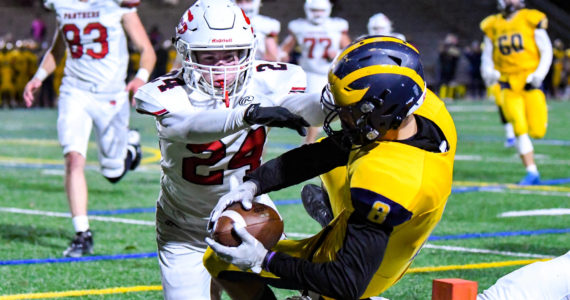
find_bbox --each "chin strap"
[224,90,230,108]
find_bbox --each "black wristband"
[262,251,276,272]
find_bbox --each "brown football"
[212,202,283,249]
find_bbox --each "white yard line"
[499,208,570,217]
[424,244,554,259]
[0,207,155,226]
[489,189,570,197]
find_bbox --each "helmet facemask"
[322,85,423,148]
[176,37,255,105]
[174,0,257,107]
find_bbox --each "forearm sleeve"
[266,214,391,299]
[480,37,495,78]
[244,136,348,194]
[157,106,249,144]
[533,29,553,81]
[279,93,327,127]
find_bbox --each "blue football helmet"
[322,36,426,146]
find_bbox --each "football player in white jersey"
[234,0,282,61]
[134,1,325,299]
[280,0,351,144]
[22,0,156,258]
[478,250,570,300]
[367,12,406,41]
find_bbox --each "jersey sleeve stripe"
[152,109,168,116]
[289,87,306,93]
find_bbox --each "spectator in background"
[367,12,406,41]
[464,40,485,99]
[23,0,156,257]
[234,0,282,62]
[150,39,171,80]
[438,33,461,101]
[550,39,565,98]
[30,13,47,44]
[280,0,351,144]
[148,25,163,48]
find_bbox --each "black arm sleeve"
[266,213,392,300]
[244,136,349,194]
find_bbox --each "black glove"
[244,103,309,136]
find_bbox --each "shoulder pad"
[134,71,185,116]
[251,62,307,101]
[114,0,140,8]
[330,17,349,31]
[480,14,497,34]
[287,18,306,33]
[522,9,547,29]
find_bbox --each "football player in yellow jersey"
[204,36,457,300]
[480,0,552,185]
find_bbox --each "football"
[212,202,283,249]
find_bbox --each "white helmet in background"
[234,0,261,17]
[304,0,332,25]
[367,13,393,36]
[174,0,256,105]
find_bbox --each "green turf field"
[0,99,569,300]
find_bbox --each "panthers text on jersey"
[135,61,312,250]
[44,0,137,93]
[480,8,547,75]
[250,14,280,60]
[288,17,349,75]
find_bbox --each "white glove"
[525,72,543,89]
[482,69,501,87]
[207,177,257,233]
[205,223,268,273]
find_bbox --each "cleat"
[504,137,515,148]
[63,230,93,258]
[518,172,540,185]
[301,184,333,228]
[127,129,142,171]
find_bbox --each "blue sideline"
[1,228,568,266]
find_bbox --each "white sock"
[72,215,89,233]
[526,164,538,174]
[516,134,534,155]
[504,123,515,139]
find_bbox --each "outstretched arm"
[123,11,156,102]
[24,27,66,107]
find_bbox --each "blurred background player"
[550,39,565,99]
[280,0,351,144]
[480,0,552,185]
[22,0,156,257]
[234,0,282,62]
[134,0,325,298]
[205,36,456,300]
[437,33,461,101]
[0,41,16,108]
[367,12,406,41]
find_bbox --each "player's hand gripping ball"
[212,202,283,249]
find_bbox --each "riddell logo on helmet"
[212,38,232,43]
